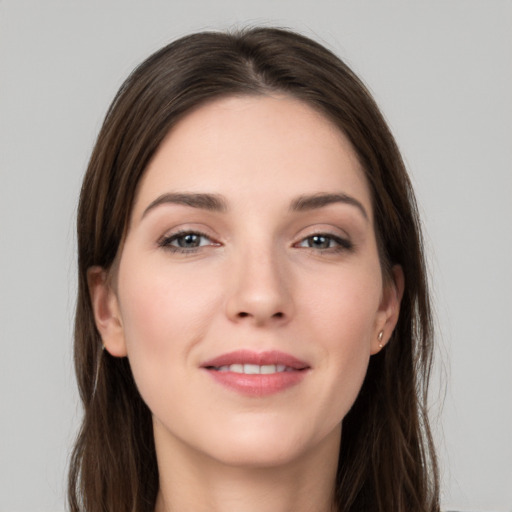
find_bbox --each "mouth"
[201,350,310,397]
[209,363,299,374]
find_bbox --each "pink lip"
[201,350,309,369]
[201,350,310,397]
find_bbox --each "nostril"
[236,311,284,319]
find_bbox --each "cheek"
[121,257,211,327]
[304,262,382,344]
[116,258,223,376]
[301,265,381,418]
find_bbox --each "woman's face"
[91,95,402,469]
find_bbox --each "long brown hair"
[69,27,439,512]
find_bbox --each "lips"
[211,363,294,374]
[201,350,310,397]
[202,349,309,369]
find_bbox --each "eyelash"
[158,230,217,254]
[295,233,353,253]
[158,230,353,255]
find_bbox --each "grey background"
[1,1,511,511]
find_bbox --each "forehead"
[132,95,372,218]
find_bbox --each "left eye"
[159,231,215,251]
[297,234,351,250]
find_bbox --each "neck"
[153,422,340,512]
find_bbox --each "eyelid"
[293,227,354,253]
[156,224,353,255]
[157,228,221,253]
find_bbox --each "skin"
[89,95,403,512]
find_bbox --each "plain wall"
[1,1,511,510]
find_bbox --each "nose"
[225,245,294,326]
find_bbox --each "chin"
[201,418,339,470]
[210,439,306,469]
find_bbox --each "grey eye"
[159,231,216,252]
[300,235,335,249]
[307,235,332,249]
[174,233,204,248]
[296,233,353,252]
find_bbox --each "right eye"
[158,231,218,253]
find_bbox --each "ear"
[371,265,405,354]
[87,266,127,357]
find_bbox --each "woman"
[69,27,439,512]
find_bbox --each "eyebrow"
[290,193,368,220]
[141,192,228,219]
[141,191,368,220]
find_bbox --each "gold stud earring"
[378,330,384,348]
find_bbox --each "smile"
[201,350,310,396]
[212,364,295,374]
